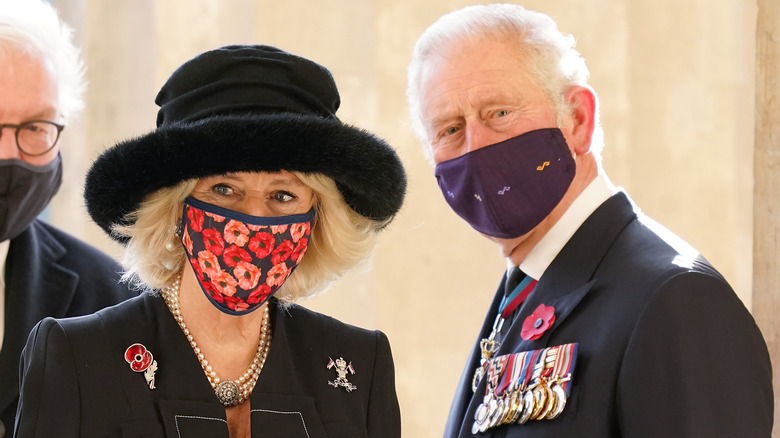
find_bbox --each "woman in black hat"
[15,45,405,438]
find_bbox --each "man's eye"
[495,110,510,117]
[444,126,459,136]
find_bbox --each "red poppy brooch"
[124,343,158,389]
[521,304,556,341]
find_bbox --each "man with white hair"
[0,1,134,435]
[407,4,772,437]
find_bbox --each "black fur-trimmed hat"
[85,45,407,242]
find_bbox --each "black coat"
[0,220,135,437]
[14,291,401,438]
[445,192,773,437]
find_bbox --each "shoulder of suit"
[57,292,155,329]
[28,220,121,267]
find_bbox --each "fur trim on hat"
[85,114,406,241]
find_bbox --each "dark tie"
[504,266,523,297]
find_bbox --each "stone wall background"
[45,1,777,436]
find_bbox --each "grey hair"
[407,3,602,160]
[0,0,86,122]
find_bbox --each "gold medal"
[534,381,555,420]
[501,392,518,424]
[546,382,567,419]
[528,383,547,419]
[507,390,524,423]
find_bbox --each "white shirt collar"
[514,172,617,280]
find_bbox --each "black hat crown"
[155,45,340,126]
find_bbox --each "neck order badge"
[472,276,537,392]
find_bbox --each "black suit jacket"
[14,292,401,438]
[0,220,135,437]
[445,192,773,437]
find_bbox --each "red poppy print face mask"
[180,196,314,315]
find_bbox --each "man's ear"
[563,85,596,155]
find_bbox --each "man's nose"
[464,123,501,154]
[0,126,21,160]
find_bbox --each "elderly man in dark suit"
[0,1,135,436]
[407,4,772,437]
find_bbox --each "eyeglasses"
[0,120,65,157]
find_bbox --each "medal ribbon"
[499,276,538,319]
[541,346,556,379]
[496,352,517,396]
[551,343,577,395]
[522,349,541,390]
[508,351,528,393]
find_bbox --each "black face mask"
[0,153,63,241]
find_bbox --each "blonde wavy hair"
[112,172,382,303]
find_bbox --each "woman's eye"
[212,184,233,196]
[272,191,296,203]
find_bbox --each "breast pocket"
[250,394,327,438]
[168,415,229,437]
[252,409,314,438]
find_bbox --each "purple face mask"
[434,128,575,239]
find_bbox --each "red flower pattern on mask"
[247,284,272,304]
[223,245,251,268]
[182,228,193,254]
[190,257,205,282]
[248,232,275,258]
[224,220,250,246]
[521,304,556,341]
[234,261,261,290]
[204,281,224,303]
[223,295,249,312]
[205,212,225,222]
[266,263,290,287]
[270,224,289,234]
[197,250,221,278]
[187,207,205,233]
[211,271,238,296]
[202,228,224,256]
[271,240,294,265]
[181,198,313,315]
[290,222,310,242]
[291,238,308,263]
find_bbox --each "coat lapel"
[505,192,639,351]
[0,221,78,419]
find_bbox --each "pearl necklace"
[161,276,271,406]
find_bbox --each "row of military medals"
[471,314,578,434]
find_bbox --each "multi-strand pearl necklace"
[161,276,271,406]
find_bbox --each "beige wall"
[46,1,764,436]
[754,0,780,431]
